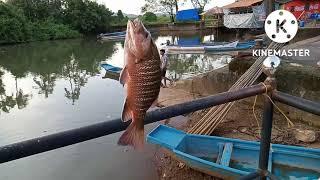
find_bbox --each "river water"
[0,33,236,180]
[0,31,319,180]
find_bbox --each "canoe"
[100,63,122,74]
[102,71,120,81]
[99,35,125,41]
[147,125,320,179]
[166,41,255,53]
[205,41,255,52]
[98,31,126,37]
[97,31,126,41]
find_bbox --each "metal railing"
[240,79,320,180]
[0,78,319,180]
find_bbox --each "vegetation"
[190,0,211,13]
[142,12,157,22]
[142,0,178,22]
[141,0,210,22]
[111,10,130,26]
[0,0,116,44]
[0,0,207,44]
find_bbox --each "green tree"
[117,10,124,20]
[2,0,114,44]
[0,2,31,43]
[63,0,114,33]
[143,12,157,22]
[190,0,211,12]
[7,0,63,22]
[142,0,178,22]
[0,1,80,44]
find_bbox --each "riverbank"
[153,57,320,179]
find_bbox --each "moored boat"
[97,31,126,41]
[100,63,122,74]
[147,125,320,179]
[166,41,256,53]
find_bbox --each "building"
[201,7,224,28]
[222,0,265,28]
[276,0,320,27]
[280,0,320,20]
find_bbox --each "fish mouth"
[128,19,143,32]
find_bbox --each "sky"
[96,0,235,15]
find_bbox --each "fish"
[118,19,161,149]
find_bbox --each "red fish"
[118,19,161,149]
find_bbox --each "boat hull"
[97,31,126,41]
[100,63,122,74]
[147,125,320,179]
[100,35,125,41]
[166,41,255,53]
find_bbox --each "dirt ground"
[153,82,320,180]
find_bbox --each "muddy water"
[0,29,318,180]
[0,30,242,180]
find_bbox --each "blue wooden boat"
[205,40,255,52]
[166,41,255,53]
[100,63,122,74]
[147,125,320,179]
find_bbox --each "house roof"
[202,6,224,15]
[275,0,293,4]
[223,0,263,9]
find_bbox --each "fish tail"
[118,120,144,149]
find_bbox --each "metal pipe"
[265,0,275,16]
[258,93,274,180]
[239,172,262,180]
[0,84,271,164]
[272,91,320,116]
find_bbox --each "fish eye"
[145,33,148,38]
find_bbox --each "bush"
[30,20,81,41]
[63,0,114,34]
[143,12,157,22]
[0,2,31,44]
[0,2,81,44]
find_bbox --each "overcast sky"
[96,0,235,14]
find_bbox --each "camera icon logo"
[265,10,298,43]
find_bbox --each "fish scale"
[133,59,161,110]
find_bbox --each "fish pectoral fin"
[121,99,132,122]
[119,66,129,85]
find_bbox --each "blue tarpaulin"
[310,13,320,20]
[176,9,200,21]
[178,36,201,46]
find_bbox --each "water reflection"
[0,39,116,112]
[0,69,30,114]
[106,35,234,82]
[168,54,232,80]
[33,74,56,98]
[0,31,318,180]
[62,55,89,105]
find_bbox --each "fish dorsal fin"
[122,98,132,122]
[119,66,128,85]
